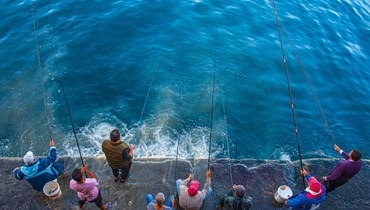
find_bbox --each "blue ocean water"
[0,0,369,161]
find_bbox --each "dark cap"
[235,185,246,197]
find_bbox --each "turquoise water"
[0,0,369,160]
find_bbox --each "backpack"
[233,196,252,210]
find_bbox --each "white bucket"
[43,180,62,200]
[274,185,292,203]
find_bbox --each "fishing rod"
[52,45,85,166]
[272,0,305,188]
[173,129,181,203]
[278,19,336,146]
[31,2,53,143]
[207,29,218,171]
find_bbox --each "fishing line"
[51,42,85,166]
[31,2,53,142]
[173,129,181,200]
[207,30,218,171]
[277,19,336,146]
[222,92,233,184]
[132,64,159,147]
[272,0,305,188]
[174,137,180,180]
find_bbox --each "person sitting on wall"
[285,169,326,210]
[217,184,253,210]
[176,169,212,210]
[146,192,175,210]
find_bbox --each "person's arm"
[334,144,349,159]
[38,140,57,169]
[324,162,344,181]
[201,170,211,196]
[129,144,134,158]
[182,174,192,186]
[13,167,24,180]
[47,139,57,163]
[81,165,96,179]
[164,204,174,210]
[171,196,175,210]
[227,185,236,197]
[341,151,350,160]
[122,144,135,161]
[300,169,311,182]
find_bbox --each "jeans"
[112,162,132,181]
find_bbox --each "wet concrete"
[1,157,369,209]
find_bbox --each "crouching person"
[146,192,175,210]
[217,184,252,210]
[176,169,212,210]
[286,169,326,210]
[13,139,64,191]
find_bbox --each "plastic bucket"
[43,180,62,200]
[274,185,292,203]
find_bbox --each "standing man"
[13,139,64,191]
[322,144,362,193]
[102,129,135,183]
[70,165,108,210]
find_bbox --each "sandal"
[104,201,112,209]
[114,176,119,182]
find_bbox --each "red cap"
[308,177,321,193]
[305,177,323,198]
[187,180,200,196]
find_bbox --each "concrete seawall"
[1,157,369,209]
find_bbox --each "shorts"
[78,190,103,209]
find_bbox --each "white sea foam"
[272,147,294,163]
[280,153,292,162]
[61,112,223,159]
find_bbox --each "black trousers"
[78,190,104,209]
[323,180,347,193]
[112,162,132,181]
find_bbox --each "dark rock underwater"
[1,157,369,210]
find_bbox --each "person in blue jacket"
[13,139,64,191]
[285,169,326,210]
